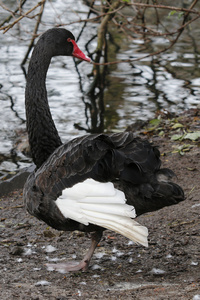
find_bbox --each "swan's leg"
[46,231,103,272]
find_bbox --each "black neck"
[25,45,62,168]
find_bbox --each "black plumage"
[23,28,184,272]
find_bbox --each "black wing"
[23,132,184,229]
[33,132,161,195]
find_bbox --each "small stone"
[43,230,56,238]
[10,246,24,256]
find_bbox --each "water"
[0,0,199,177]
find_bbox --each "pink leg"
[46,231,102,272]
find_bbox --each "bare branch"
[0,0,27,27]
[92,11,200,67]
[128,2,200,15]
[0,0,199,67]
[96,0,122,55]
[21,0,46,66]
[0,0,46,33]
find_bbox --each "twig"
[96,0,122,55]
[92,10,200,66]
[1,204,24,210]
[0,0,27,27]
[0,0,46,34]
[76,0,95,42]
[125,13,200,38]
[57,4,125,28]
[128,2,200,15]
[187,185,196,196]
[0,0,199,67]
[21,0,46,66]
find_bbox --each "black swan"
[23,28,184,272]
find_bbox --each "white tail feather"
[56,179,148,247]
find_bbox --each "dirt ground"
[0,109,200,299]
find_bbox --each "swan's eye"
[67,37,91,62]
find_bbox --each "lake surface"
[0,0,199,177]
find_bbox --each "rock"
[0,164,35,197]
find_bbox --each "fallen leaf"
[171,134,184,141]
[186,167,196,171]
[159,130,164,136]
[149,118,160,127]
[171,123,184,129]
[184,131,200,141]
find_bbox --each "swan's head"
[39,28,91,62]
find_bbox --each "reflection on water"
[0,0,199,177]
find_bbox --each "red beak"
[68,38,91,62]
